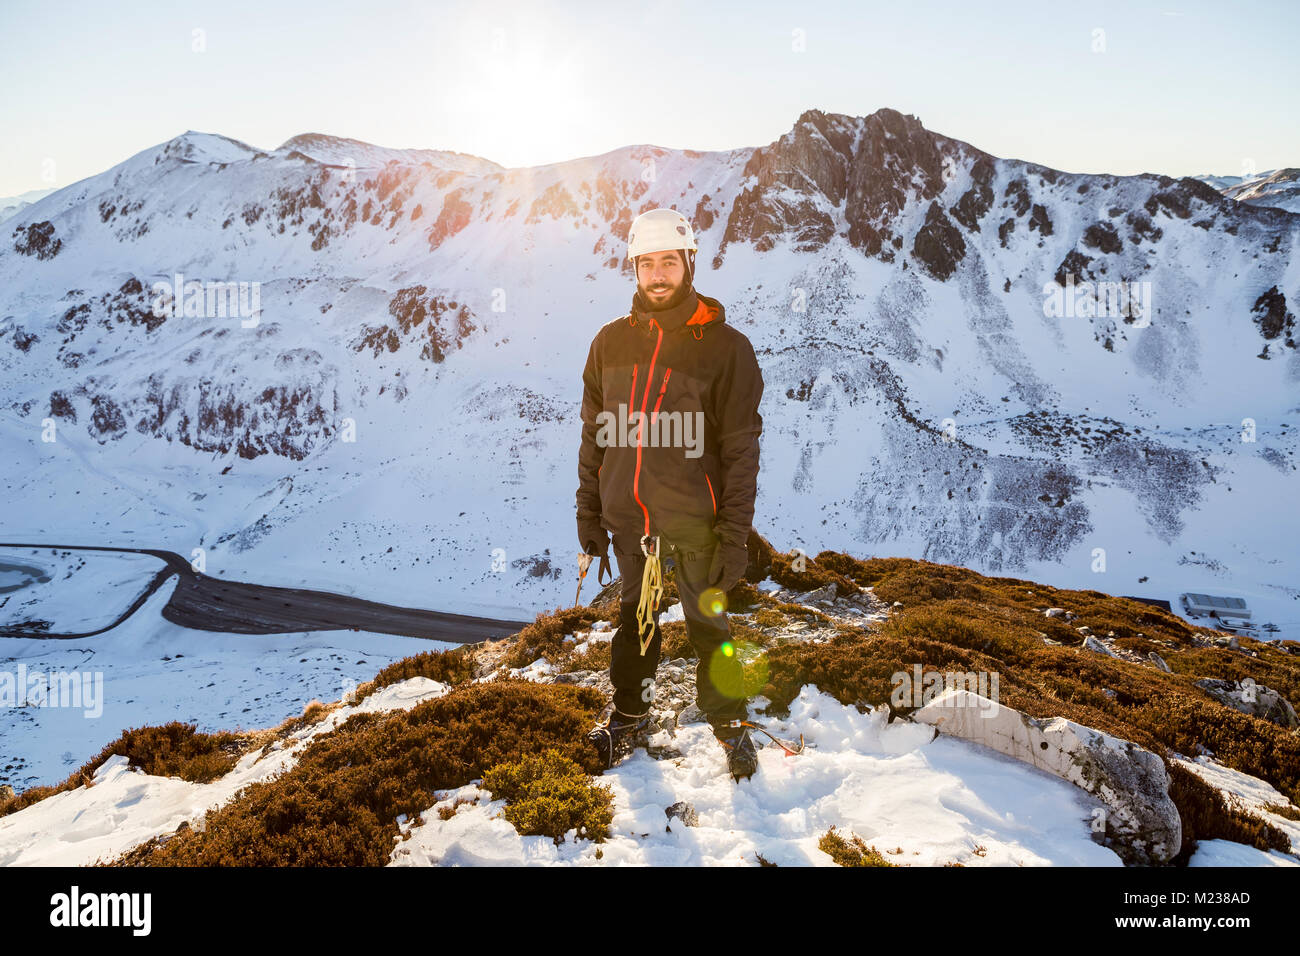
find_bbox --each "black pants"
[609,523,747,728]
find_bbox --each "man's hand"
[707,534,749,593]
[579,517,609,559]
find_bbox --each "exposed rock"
[1044,607,1066,618]
[548,671,588,685]
[1083,635,1116,656]
[800,583,838,605]
[678,702,705,725]
[1251,286,1296,356]
[911,201,966,280]
[911,689,1181,865]
[665,801,699,828]
[1081,221,1123,254]
[1194,678,1298,730]
[949,157,995,231]
[12,220,63,259]
[1148,653,1171,673]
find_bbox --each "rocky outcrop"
[912,689,1181,865]
[1194,678,1298,730]
[716,108,983,269]
[1251,286,1295,358]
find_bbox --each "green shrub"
[116,680,606,866]
[361,645,476,701]
[482,748,613,844]
[504,605,610,669]
[818,826,897,866]
[2,721,247,820]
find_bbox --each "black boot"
[587,706,656,769]
[712,719,759,781]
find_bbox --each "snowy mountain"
[1,108,1298,647]
[1193,168,1300,215]
[0,188,57,226]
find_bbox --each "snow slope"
[1,108,1298,795]
[0,674,450,865]
[5,675,1293,868]
[392,685,1121,867]
[1,112,1294,636]
[0,574,450,789]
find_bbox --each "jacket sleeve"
[709,332,764,545]
[576,332,607,552]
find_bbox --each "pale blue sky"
[1,0,1296,197]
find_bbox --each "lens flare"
[698,587,727,617]
[708,641,770,699]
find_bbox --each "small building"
[1179,592,1251,622]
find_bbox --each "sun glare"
[442,22,593,168]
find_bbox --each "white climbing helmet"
[627,208,697,261]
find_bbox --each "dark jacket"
[576,286,763,552]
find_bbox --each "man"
[575,207,765,780]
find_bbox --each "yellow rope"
[636,544,663,656]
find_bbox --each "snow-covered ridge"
[275,132,503,174]
[1193,167,1300,215]
[0,106,1296,637]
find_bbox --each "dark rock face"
[1054,250,1095,287]
[1126,211,1162,244]
[1005,178,1031,216]
[1143,177,1221,221]
[11,327,38,351]
[354,286,477,363]
[429,188,473,249]
[172,378,336,460]
[89,394,127,442]
[1028,203,1053,236]
[845,109,951,259]
[714,108,984,270]
[997,217,1015,247]
[950,157,995,232]
[911,202,966,281]
[1251,286,1296,357]
[48,391,76,422]
[12,220,62,259]
[1082,221,1123,254]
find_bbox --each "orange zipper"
[705,473,717,516]
[651,367,672,422]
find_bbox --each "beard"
[638,274,691,311]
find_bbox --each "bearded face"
[636,250,689,307]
